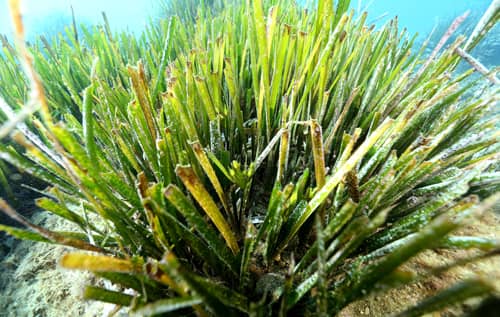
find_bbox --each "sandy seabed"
[0,213,117,317]
[0,211,499,317]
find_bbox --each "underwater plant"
[0,0,499,315]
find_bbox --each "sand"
[340,211,500,317]
[0,212,115,317]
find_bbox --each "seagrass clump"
[0,0,499,316]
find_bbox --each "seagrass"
[0,0,499,316]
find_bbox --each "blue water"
[0,0,494,41]
[353,0,491,35]
[0,0,156,40]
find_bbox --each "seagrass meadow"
[0,0,499,316]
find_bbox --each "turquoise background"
[0,1,494,40]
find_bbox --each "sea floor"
[340,211,500,316]
[0,211,498,317]
[0,213,116,317]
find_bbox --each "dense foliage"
[0,0,499,315]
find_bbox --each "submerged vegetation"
[0,0,499,315]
